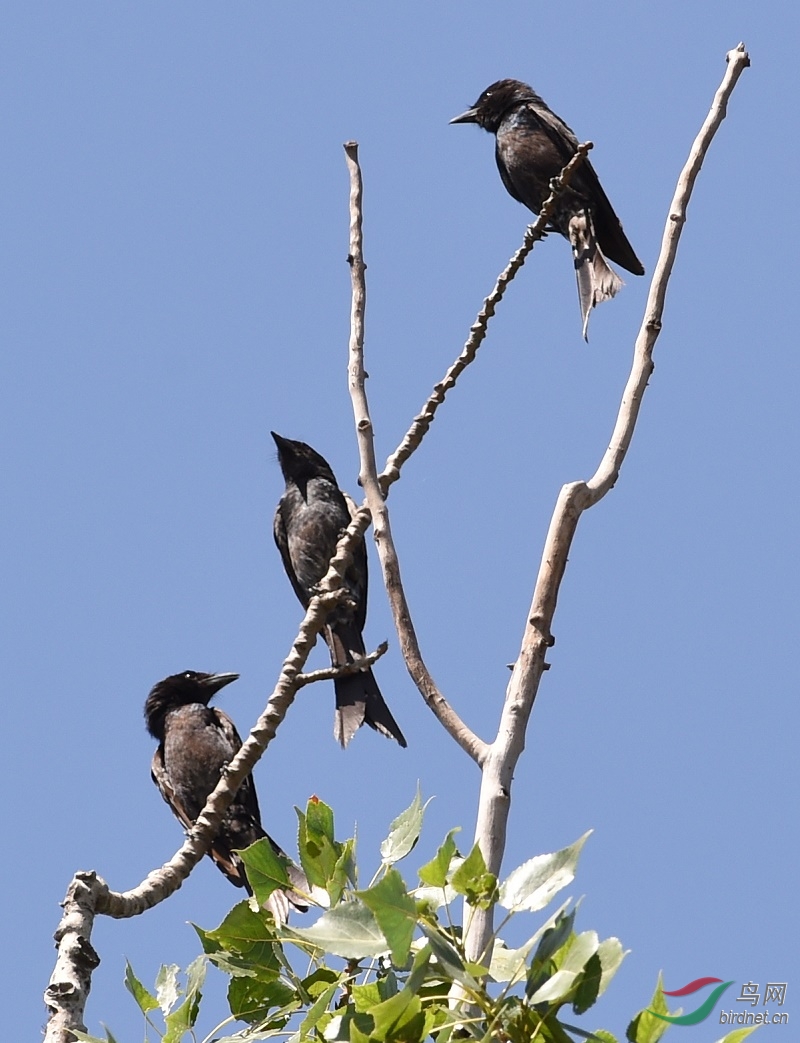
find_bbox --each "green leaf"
[450,844,498,908]
[357,868,417,965]
[296,798,354,896]
[527,967,577,1006]
[306,795,335,843]
[714,1029,763,1043]
[403,943,433,994]
[155,963,181,1016]
[626,973,673,1043]
[412,881,459,909]
[499,830,591,912]
[528,930,600,1007]
[572,951,603,1014]
[192,922,221,955]
[123,960,159,1015]
[162,957,205,1043]
[295,980,337,1038]
[532,906,576,967]
[561,930,600,973]
[296,802,336,886]
[370,988,426,1042]
[71,1029,120,1043]
[322,1009,373,1042]
[525,906,577,999]
[351,981,384,1012]
[195,902,281,972]
[328,837,356,905]
[207,952,260,978]
[560,1022,612,1042]
[228,975,297,1024]
[300,966,342,1001]
[591,1032,619,1043]
[215,1025,298,1043]
[284,900,388,959]
[488,938,531,986]
[418,923,478,991]
[184,955,206,998]
[418,829,460,888]
[380,785,430,865]
[597,937,627,996]
[238,837,292,907]
[163,994,200,1043]
[488,899,571,984]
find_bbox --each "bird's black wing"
[527,101,644,275]
[210,708,263,830]
[212,708,314,914]
[525,100,580,158]
[342,490,368,633]
[494,102,577,214]
[273,499,313,608]
[151,746,194,832]
[573,157,644,274]
[151,742,245,885]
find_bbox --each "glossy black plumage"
[271,432,406,748]
[451,78,644,338]
[145,670,310,922]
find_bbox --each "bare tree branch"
[344,141,488,764]
[464,42,750,967]
[342,142,594,765]
[43,514,371,1043]
[379,143,593,493]
[43,45,749,1040]
[295,640,389,688]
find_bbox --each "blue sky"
[4,3,798,1040]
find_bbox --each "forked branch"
[465,42,750,966]
[343,141,592,764]
[43,512,371,1043]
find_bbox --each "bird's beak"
[201,672,240,697]
[449,107,479,125]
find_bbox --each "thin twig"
[464,43,750,967]
[43,511,371,1043]
[344,141,487,764]
[379,143,593,492]
[342,142,592,764]
[295,641,389,688]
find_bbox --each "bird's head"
[450,79,539,134]
[271,431,337,486]
[144,670,239,739]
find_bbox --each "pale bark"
[43,44,750,1041]
[343,141,592,764]
[43,517,370,1043]
[465,42,750,965]
[343,45,749,969]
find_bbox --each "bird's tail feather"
[569,209,623,340]
[330,624,407,748]
[334,669,407,748]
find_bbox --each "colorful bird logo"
[649,977,735,1025]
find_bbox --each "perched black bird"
[271,432,407,749]
[451,78,644,339]
[145,669,311,922]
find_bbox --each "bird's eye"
[184,671,192,680]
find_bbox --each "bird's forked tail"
[568,209,624,340]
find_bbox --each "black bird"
[451,78,644,339]
[145,669,312,922]
[271,432,407,749]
